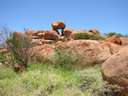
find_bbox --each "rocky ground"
[0,28,128,95]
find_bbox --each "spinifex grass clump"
[53,48,78,69]
[0,63,103,96]
[73,32,105,40]
[0,61,121,96]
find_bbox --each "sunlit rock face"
[101,46,128,95]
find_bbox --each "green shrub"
[0,52,12,67]
[94,82,122,96]
[73,32,104,40]
[0,53,6,63]
[105,32,123,37]
[0,64,104,96]
[0,67,17,79]
[0,27,33,72]
[53,48,79,69]
[73,32,90,40]
[2,63,120,96]
[6,32,33,72]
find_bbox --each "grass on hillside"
[0,63,106,96]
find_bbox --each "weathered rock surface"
[51,21,66,30]
[63,29,72,39]
[101,46,128,94]
[31,44,55,63]
[31,40,122,68]
[43,30,59,40]
[121,37,128,46]
[105,35,122,45]
[98,42,121,62]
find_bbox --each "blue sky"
[0,0,128,34]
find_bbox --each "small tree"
[6,32,32,72]
[0,26,33,72]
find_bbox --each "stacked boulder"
[51,21,66,36]
[88,28,100,35]
[23,21,73,45]
[24,30,59,45]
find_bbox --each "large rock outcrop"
[31,40,122,68]
[101,46,128,94]
[30,44,55,63]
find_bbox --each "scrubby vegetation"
[0,44,121,96]
[0,27,123,96]
[73,32,105,40]
[105,32,123,37]
[6,32,32,72]
[0,48,121,96]
[0,27,33,72]
[0,63,122,96]
[0,64,100,96]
